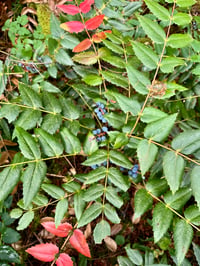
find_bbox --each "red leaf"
[70,229,91,258]
[41,222,73,237]
[56,253,73,266]
[26,243,59,262]
[85,14,105,30]
[73,38,92,52]
[60,21,85,33]
[92,30,112,43]
[79,0,94,13]
[57,4,80,15]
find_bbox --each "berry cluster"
[128,164,139,179]
[94,102,107,123]
[18,62,38,73]
[92,126,108,142]
[91,161,107,169]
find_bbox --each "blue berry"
[102,161,107,166]
[96,128,101,134]
[101,136,106,141]
[120,167,125,171]
[102,126,108,132]
[92,130,97,135]
[91,165,98,169]
[97,137,101,142]
[96,102,101,107]
[100,103,104,108]
[132,173,138,179]
[128,170,132,176]
[94,108,99,113]
[102,118,107,123]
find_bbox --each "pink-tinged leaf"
[60,21,85,33]
[79,0,94,13]
[26,243,59,262]
[56,253,73,266]
[92,30,112,43]
[85,14,105,30]
[73,38,92,52]
[70,229,91,258]
[57,5,80,15]
[41,221,73,237]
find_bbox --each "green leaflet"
[164,187,192,210]
[184,206,200,226]
[23,161,47,208]
[84,167,106,185]
[50,14,65,39]
[105,186,123,208]
[55,48,73,66]
[42,184,65,199]
[55,198,68,227]
[42,91,62,113]
[59,96,80,119]
[93,220,111,244]
[125,245,143,265]
[160,57,184,73]
[101,71,129,89]
[171,129,200,155]
[62,181,81,193]
[123,1,142,17]
[17,211,34,231]
[32,194,48,206]
[146,179,168,197]
[144,113,177,142]
[117,256,134,266]
[0,245,20,264]
[134,189,153,220]
[82,74,102,86]
[0,166,21,202]
[83,132,98,156]
[15,127,41,159]
[18,83,42,108]
[167,34,193,48]
[141,107,168,123]
[10,208,23,219]
[137,15,166,44]
[41,114,62,134]
[137,139,158,175]
[41,81,61,93]
[77,202,102,228]
[144,0,170,21]
[35,128,63,157]
[191,166,200,210]
[152,203,173,243]
[104,203,121,224]
[83,184,104,201]
[176,0,196,7]
[102,40,124,54]
[174,220,193,265]
[108,167,130,192]
[126,65,150,95]
[104,112,126,129]
[60,127,81,154]
[74,191,86,220]
[173,13,192,26]
[131,41,159,70]
[0,104,20,123]
[110,150,132,169]
[163,151,184,194]
[82,149,108,166]
[102,55,126,69]
[109,91,141,116]
[15,109,41,130]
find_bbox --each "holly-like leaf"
[55,199,69,227]
[78,202,102,227]
[144,0,170,21]
[56,253,73,266]
[41,221,73,237]
[85,15,105,30]
[60,127,81,154]
[23,161,47,208]
[92,30,111,43]
[191,166,200,210]
[17,211,34,231]
[137,139,158,175]
[163,151,184,193]
[174,220,193,265]
[164,187,192,210]
[152,203,173,243]
[93,220,111,244]
[134,189,153,220]
[167,34,193,48]
[73,38,92,52]
[70,229,91,257]
[57,4,80,15]
[26,243,59,262]
[79,0,94,13]
[60,21,84,33]
[73,51,98,65]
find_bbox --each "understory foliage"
[1,0,200,265]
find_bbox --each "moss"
[36,4,51,35]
